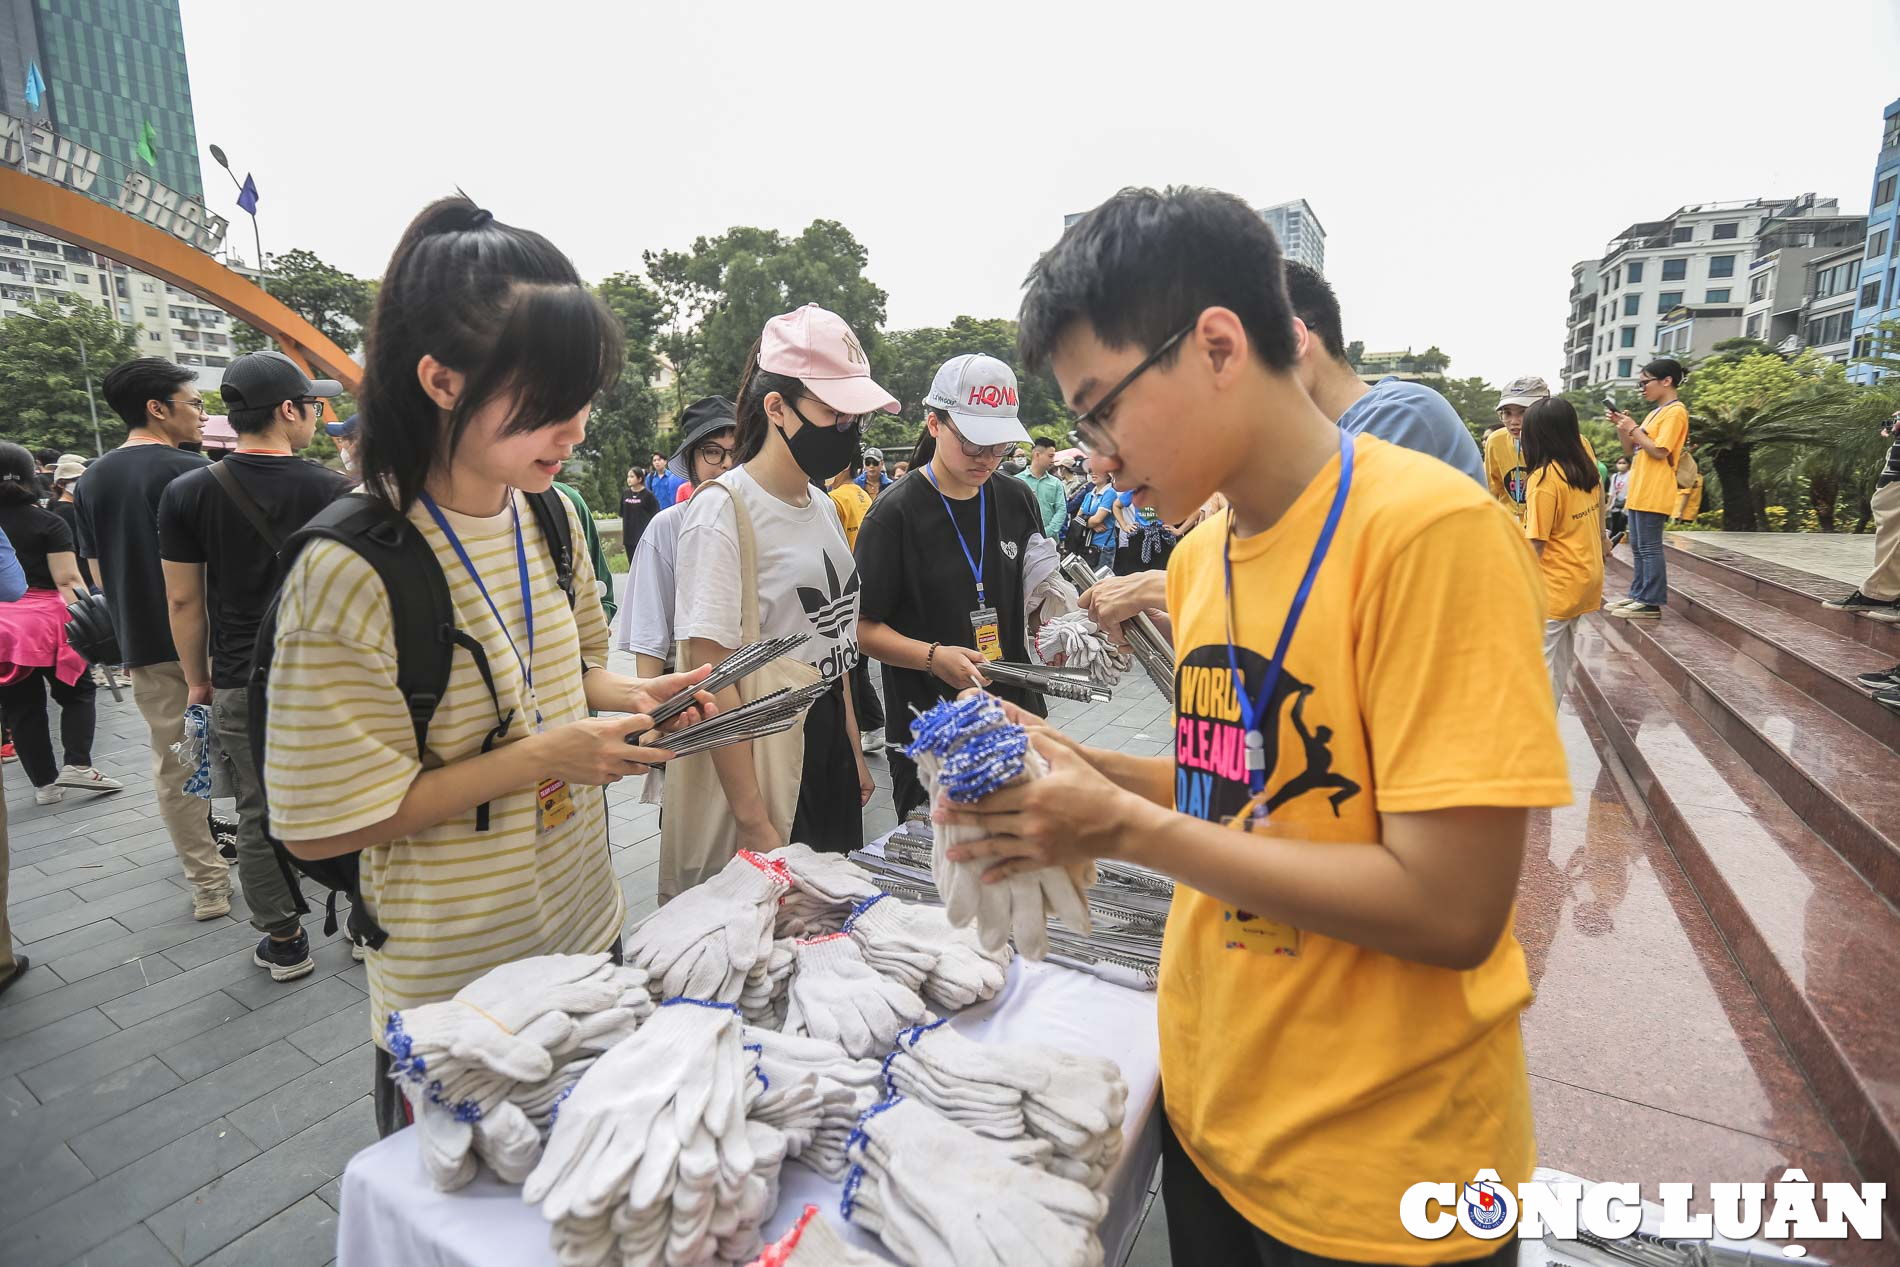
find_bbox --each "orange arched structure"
[1,166,361,390]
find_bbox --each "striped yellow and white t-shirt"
[264,490,622,1047]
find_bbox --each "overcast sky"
[178,0,1900,388]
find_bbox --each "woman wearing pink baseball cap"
[664,304,900,894]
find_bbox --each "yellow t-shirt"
[1483,426,1528,521]
[264,491,622,1046]
[1162,434,1570,1265]
[829,482,873,551]
[1524,457,1605,621]
[1625,400,1688,514]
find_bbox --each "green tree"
[1344,340,1364,370]
[1411,345,1451,374]
[572,272,667,515]
[260,248,376,354]
[661,221,888,397]
[230,320,267,355]
[874,316,1073,457]
[1414,375,1497,448]
[0,299,141,453]
[1680,350,1854,531]
[1853,317,1900,381]
[1706,336,1777,364]
[642,247,714,415]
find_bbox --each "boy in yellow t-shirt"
[1609,358,1689,620]
[828,465,874,550]
[1486,376,1546,522]
[946,189,1571,1267]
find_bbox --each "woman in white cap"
[854,353,1053,820]
[665,304,892,892]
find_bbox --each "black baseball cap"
[221,350,342,414]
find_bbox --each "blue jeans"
[1626,509,1668,606]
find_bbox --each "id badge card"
[969,606,1003,662]
[1222,792,1301,956]
[537,777,575,834]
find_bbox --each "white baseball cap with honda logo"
[924,353,1033,447]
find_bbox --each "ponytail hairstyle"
[356,195,624,510]
[730,336,806,466]
[1521,397,1600,495]
[910,414,940,467]
[1642,357,1687,388]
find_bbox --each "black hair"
[910,416,939,467]
[355,195,624,510]
[229,400,295,436]
[101,358,196,428]
[1521,398,1600,495]
[1031,435,1057,450]
[1018,186,1297,375]
[1281,262,1349,363]
[731,336,808,465]
[33,447,59,466]
[1642,357,1687,387]
[0,442,38,505]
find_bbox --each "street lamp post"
[208,144,266,292]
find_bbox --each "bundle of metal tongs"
[647,678,836,761]
[965,659,1113,704]
[643,633,812,726]
[1060,558,1175,697]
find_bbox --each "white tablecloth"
[338,956,1162,1267]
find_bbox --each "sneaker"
[1855,665,1900,692]
[1824,589,1900,614]
[1609,604,1663,620]
[1876,687,1900,715]
[33,785,63,806]
[192,886,232,921]
[211,817,239,862]
[53,764,123,795]
[254,930,315,982]
[860,730,887,755]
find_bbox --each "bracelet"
[924,641,940,675]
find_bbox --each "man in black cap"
[157,350,349,983]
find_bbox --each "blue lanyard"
[1221,429,1354,803]
[418,491,537,718]
[924,465,988,605]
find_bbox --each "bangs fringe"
[476,283,624,436]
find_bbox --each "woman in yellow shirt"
[1522,398,1603,698]
[1609,358,1689,620]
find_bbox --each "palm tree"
[1683,352,1868,531]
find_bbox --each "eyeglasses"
[1636,378,1659,388]
[1072,321,1195,457]
[937,414,1015,461]
[693,440,737,469]
[165,396,205,411]
[787,398,871,432]
[298,398,327,418]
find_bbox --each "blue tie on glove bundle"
[842,893,1010,1013]
[841,1095,1108,1267]
[171,703,213,799]
[906,694,1094,960]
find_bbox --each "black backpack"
[248,489,576,949]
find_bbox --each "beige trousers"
[128,661,228,896]
[1864,482,1900,602]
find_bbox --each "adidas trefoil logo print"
[798,553,860,640]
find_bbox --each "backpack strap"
[210,460,285,556]
[523,487,577,610]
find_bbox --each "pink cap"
[759,304,900,416]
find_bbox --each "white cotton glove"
[745,1204,889,1267]
[1034,610,1129,687]
[845,893,1009,1009]
[849,1097,1107,1267]
[783,935,929,1060]
[403,1080,479,1191]
[455,953,620,1028]
[625,851,788,1002]
[474,1098,543,1184]
[768,843,882,905]
[524,999,741,1222]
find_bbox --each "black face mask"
[779,403,862,483]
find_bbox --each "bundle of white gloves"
[906,694,1094,960]
[769,843,883,938]
[1034,610,1133,689]
[626,850,791,1004]
[745,1205,887,1267]
[382,952,653,1191]
[884,1019,1127,1192]
[842,1095,1109,1267]
[841,893,1010,1013]
[525,998,796,1267]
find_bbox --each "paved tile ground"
[1678,530,1874,587]
[0,636,1177,1267]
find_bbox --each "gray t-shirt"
[1336,377,1485,486]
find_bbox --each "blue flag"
[237,173,259,215]
[24,62,44,111]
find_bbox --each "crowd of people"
[0,185,1727,1267]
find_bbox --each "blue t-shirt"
[645,470,685,507]
[1336,377,1485,486]
[1081,488,1119,549]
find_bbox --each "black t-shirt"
[157,453,351,688]
[72,443,209,667]
[0,500,73,591]
[48,501,93,587]
[621,484,659,552]
[855,468,1046,745]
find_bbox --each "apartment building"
[1849,97,1900,384]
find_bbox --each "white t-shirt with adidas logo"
[673,465,860,682]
